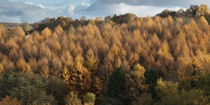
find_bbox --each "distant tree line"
[157,4,210,24]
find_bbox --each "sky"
[0,0,210,23]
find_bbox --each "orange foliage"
[0,96,22,105]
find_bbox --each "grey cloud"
[0,0,210,23]
[0,0,66,23]
[0,10,24,17]
[77,0,210,19]
[79,2,115,18]
[96,0,210,7]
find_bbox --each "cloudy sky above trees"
[0,0,210,23]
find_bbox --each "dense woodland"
[0,4,210,105]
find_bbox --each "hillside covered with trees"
[0,4,210,105]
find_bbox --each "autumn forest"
[0,4,210,105]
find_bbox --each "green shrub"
[0,71,67,105]
[83,92,96,104]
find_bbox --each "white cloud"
[24,2,45,9]
[66,5,75,15]
[0,0,210,23]
[75,0,210,19]
[78,1,181,18]
[65,3,91,19]
[0,0,91,23]
[113,3,178,17]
